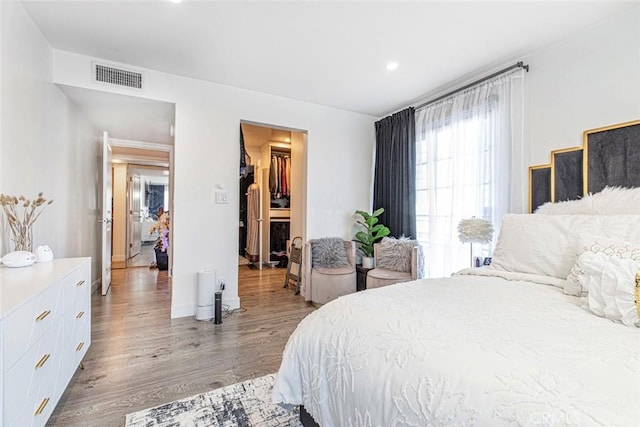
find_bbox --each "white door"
[101,131,113,295]
[128,172,142,259]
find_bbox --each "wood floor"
[47,264,313,426]
[127,243,155,268]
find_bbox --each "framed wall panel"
[584,120,640,194]
[529,165,551,213]
[551,147,583,202]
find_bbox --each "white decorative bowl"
[1,251,37,268]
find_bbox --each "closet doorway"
[238,122,307,297]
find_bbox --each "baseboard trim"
[112,261,126,269]
[91,278,101,295]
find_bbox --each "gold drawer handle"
[76,342,84,352]
[35,354,50,369]
[34,397,50,415]
[35,310,51,321]
[76,280,85,287]
[76,311,85,319]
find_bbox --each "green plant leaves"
[353,207,389,257]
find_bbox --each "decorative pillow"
[491,214,584,282]
[564,236,640,296]
[490,214,640,283]
[535,186,640,215]
[309,238,350,268]
[577,252,640,327]
[376,237,418,272]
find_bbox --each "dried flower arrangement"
[150,211,170,252]
[0,192,54,252]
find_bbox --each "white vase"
[361,256,375,268]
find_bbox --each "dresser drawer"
[72,318,91,368]
[7,362,61,427]
[62,261,90,309]
[69,297,90,337]
[63,297,91,380]
[4,320,63,427]
[4,281,63,371]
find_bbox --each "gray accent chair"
[366,243,423,289]
[303,240,356,306]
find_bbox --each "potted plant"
[354,208,390,268]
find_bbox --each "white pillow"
[577,252,640,327]
[535,186,640,215]
[490,214,640,283]
[491,214,579,281]
[564,236,640,296]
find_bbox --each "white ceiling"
[25,1,636,117]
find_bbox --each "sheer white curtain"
[415,69,525,277]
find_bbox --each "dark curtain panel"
[148,185,165,220]
[373,107,416,238]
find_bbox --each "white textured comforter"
[273,272,640,426]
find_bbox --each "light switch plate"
[215,191,229,204]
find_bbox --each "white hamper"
[196,270,215,321]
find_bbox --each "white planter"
[361,256,375,268]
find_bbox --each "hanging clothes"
[270,221,290,253]
[239,125,252,177]
[246,183,260,262]
[269,156,277,195]
[282,156,288,196]
[269,153,291,198]
[285,156,291,196]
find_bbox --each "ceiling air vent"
[93,63,143,90]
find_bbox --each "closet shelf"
[270,209,290,218]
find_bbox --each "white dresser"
[0,257,91,427]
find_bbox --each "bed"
[272,192,640,426]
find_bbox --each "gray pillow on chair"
[376,237,418,272]
[309,237,350,268]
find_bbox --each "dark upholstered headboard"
[584,121,640,194]
[529,119,640,212]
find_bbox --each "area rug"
[125,374,301,426]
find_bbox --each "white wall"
[523,6,640,166]
[52,50,376,318]
[0,3,101,280]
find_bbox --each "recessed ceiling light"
[168,0,182,3]
[386,62,398,71]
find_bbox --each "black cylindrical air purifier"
[214,292,222,324]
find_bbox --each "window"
[415,70,525,277]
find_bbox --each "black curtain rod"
[414,61,529,110]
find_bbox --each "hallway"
[48,265,313,426]
[127,243,155,268]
